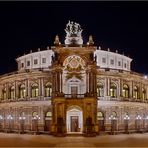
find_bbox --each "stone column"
[6,83,9,100]
[60,71,63,93]
[86,71,89,93]
[139,83,142,100]
[41,78,44,97]
[104,77,108,96]
[25,79,28,98]
[52,71,56,97]
[27,79,31,99]
[130,81,133,98]
[118,79,121,98]
[107,78,110,96]
[38,78,41,96]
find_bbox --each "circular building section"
[0,21,147,136]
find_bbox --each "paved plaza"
[0,133,148,147]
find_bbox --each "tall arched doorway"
[66,106,83,133]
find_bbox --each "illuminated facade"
[0,21,148,135]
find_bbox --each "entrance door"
[71,116,78,132]
[66,107,83,133]
[71,86,78,97]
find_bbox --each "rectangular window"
[110,59,114,65]
[27,61,30,66]
[34,59,38,65]
[42,58,46,63]
[124,63,127,68]
[102,58,106,63]
[21,63,24,68]
[118,61,121,66]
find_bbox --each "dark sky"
[0,2,148,75]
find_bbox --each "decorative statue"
[64,20,83,45]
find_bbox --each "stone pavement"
[0,133,148,147]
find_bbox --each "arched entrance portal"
[66,106,83,133]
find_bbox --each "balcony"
[65,94,85,99]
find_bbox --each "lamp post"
[123,115,130,134]
[19,116,26,134]
[7,115,13,133]
[136,115,142,132]
[109,115,117,135]
[0,115,3,132]
[32,115,40,134]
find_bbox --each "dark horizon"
[0,1,148,75]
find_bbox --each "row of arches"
[97,111,148,132]
[0,111,52,132]
[97,82,147,99]
[1,82,52,100]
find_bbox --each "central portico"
[50,21,98,136]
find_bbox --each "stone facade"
[0,21,147,135]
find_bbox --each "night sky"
[0,2,148,75]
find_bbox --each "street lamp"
[7,115,13,133]
[123,114,130,133]
[136,115,142,132]
[19,116,26,134]
[0,115,3,132]
[109,115,117,135]
[32,115,40,134]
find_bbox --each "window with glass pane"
[118,61,121,66]
[34,59,38,65]
[45,83,52,97]
[110,59,114,65]
[142,88,146,100]
[133,86,138,99]
[27,61,30,66]
[19,84,26,98]
[97,83,104,97]
[42,58,46,64]
[32,83,39,97]
[2,88,6,100]
[122,84,129,98]
[102,58,106,63]
[10,86,15,99]
[110,83,117,97]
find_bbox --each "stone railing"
[65,94,85,99]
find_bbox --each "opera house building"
[0,21,147,136]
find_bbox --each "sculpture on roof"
[65,21,83,45]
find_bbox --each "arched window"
[2,87,6,100]
[112,111,117,117]
[110,82,117,97]
[45,111,52,120]
[45,83,52,97]
[133,86,139,99]
[32,112,38,118]
[31,83,39,97]
[19,112,26,120]
[97,83,104,97]
[10,85,15,99]
[19,84,26,98]
[123,112,130,120]
[122,84,129,98]
[109,111,117,119]
[142,88,146,100]
[97,111,104,120]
